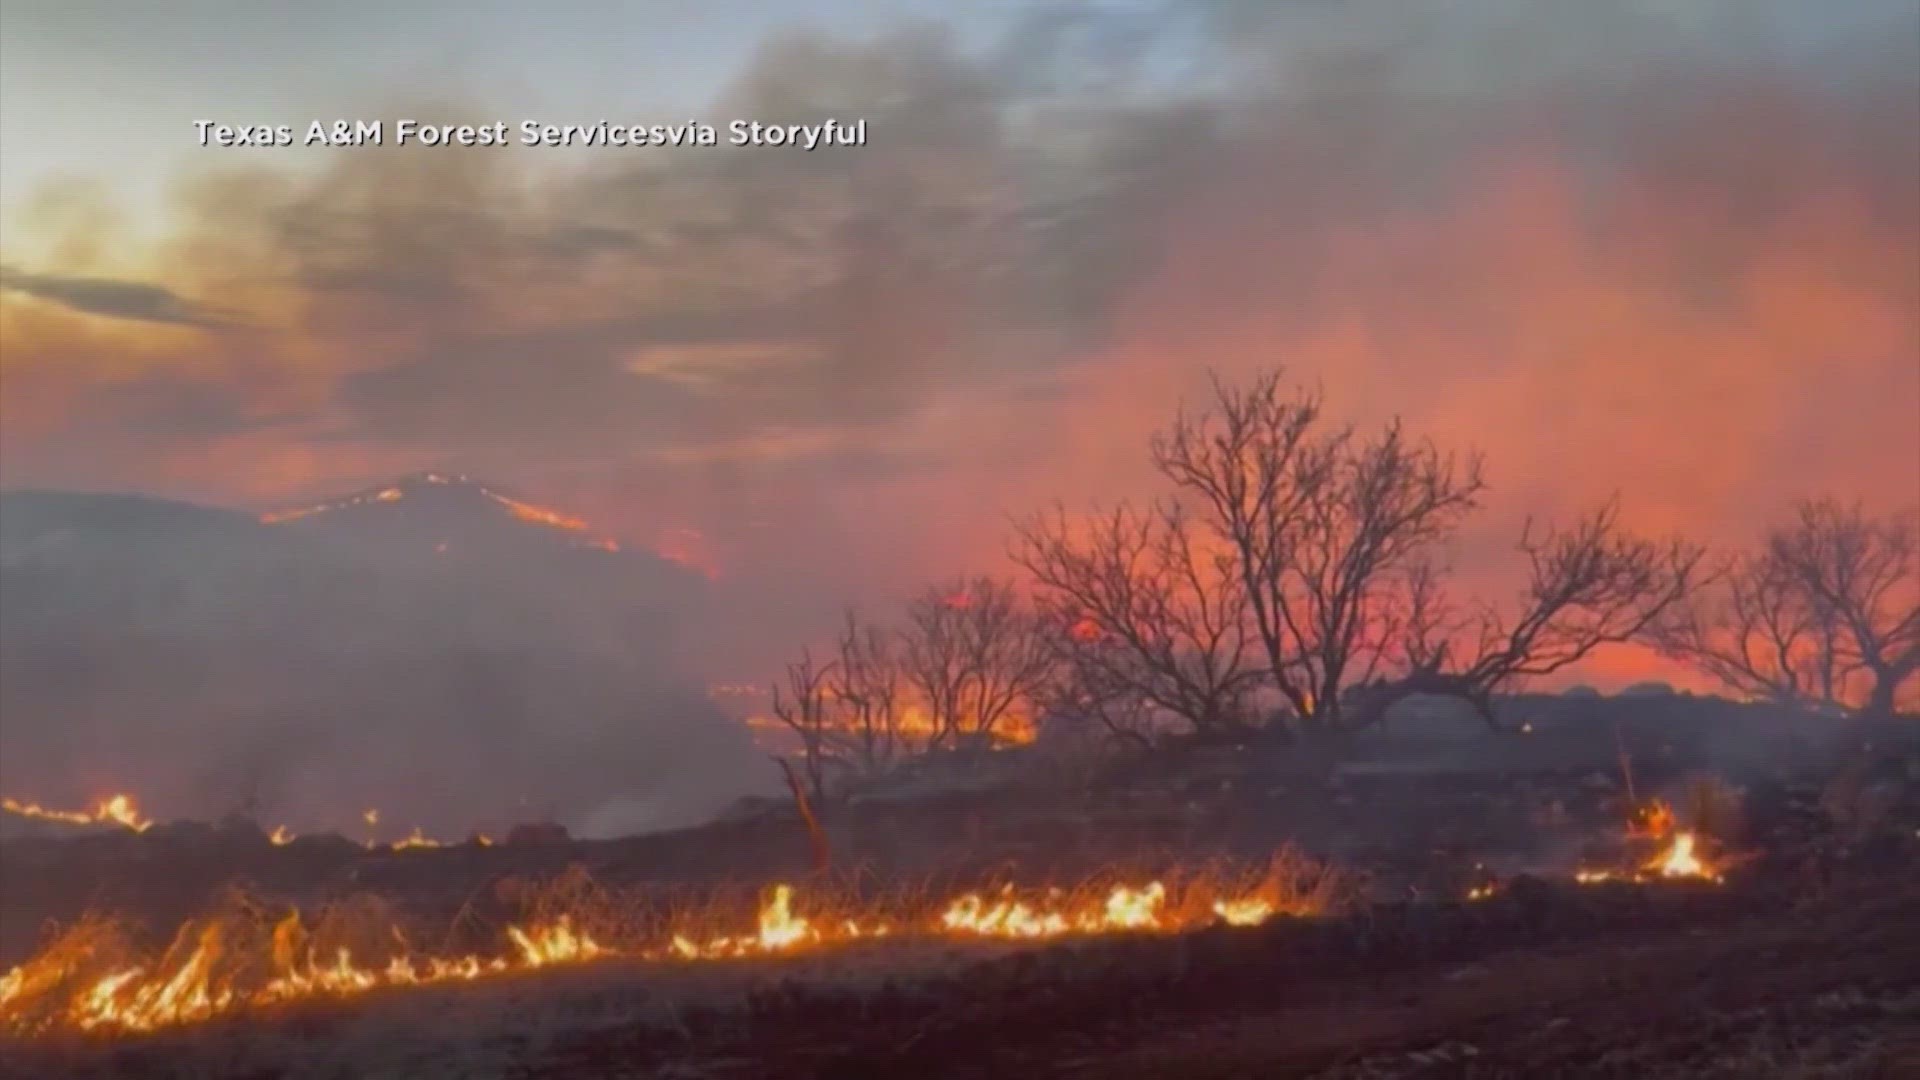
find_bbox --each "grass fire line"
[0,793,1731,1038]
[1,855,1350,1037]
[0,824,1734,1039]
[1,793,489,851]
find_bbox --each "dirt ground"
[542,860,1920,1080]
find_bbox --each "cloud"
[0,0,1913,640]
[0,265,233,327]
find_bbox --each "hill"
[0,480,761,838]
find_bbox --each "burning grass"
[1572,790,1739,886]
[1,795,151,833]
[0,847,1355,1038]
[1572,830,1726,885]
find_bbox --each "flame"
[491,493,587,532]
[0,911,601,1034]
[257,505,325,524]
[1647,832,1721,882]
[506,916,604,967]
[1,801,482,853]
[1574,798,1726,885]
[1210,897,1275,926]
[662,884,891,959]
[1628,799,1677,839]
[937,880,1269,938]
[257,475,618,549]
[0,861,1333,1036]
[2,794,151,833]
[388,827,445,851]
[1575,831,1723,884]
[742,701,1038,750]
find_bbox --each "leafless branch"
[1659,498,1918,716]
[1012,499,1262,740]
[1150,368,1485,736]
[900,578,1053,748]
[769,647,838,803]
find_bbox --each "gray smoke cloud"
[0,0,1914,831]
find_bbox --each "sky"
[3,0,1917,688]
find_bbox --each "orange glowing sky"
[2,2,1916,689]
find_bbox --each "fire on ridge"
[0,795,488,851]
[0,795,151,834]
[256,472,613,550]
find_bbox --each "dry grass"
[2,847,1359,1040]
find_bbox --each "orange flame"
[1647,832,1720,882]
[1573,793,1728,885]
[1628,799,1677,839]
[0,859,1336,1036]
[2,794,152,833]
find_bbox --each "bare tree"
[1012,500,1261,741]
[900,585,969,749]
[1660,499,1917,717]
[769,647,837,803]
[1352,500,1706,729]
[1032,652,1161,750]
[1151,371,1485,737]
[774,757,831,871]
[827,609,910,776]
[900,578,1054,749]
[1769,500,1918,717]
[1652,550,1850,709]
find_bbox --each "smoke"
[1,2,1915,823]
[0,487,766,835]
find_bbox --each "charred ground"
[2,703,1915,1079]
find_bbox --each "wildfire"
[492,493,588,532]
[1574,797,1727,885]
[1647,832,1720,882]
[666,884,891,960]
[1,794,151,833]
[743,702,1038,750]
[257,473,623,551]
[388,827,445,851]
[1629,799,1677,839]
[0,861,1333,1037]
[1210,897,1276,926]
[1574,831,1723,884]
[0,911,606,1035]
